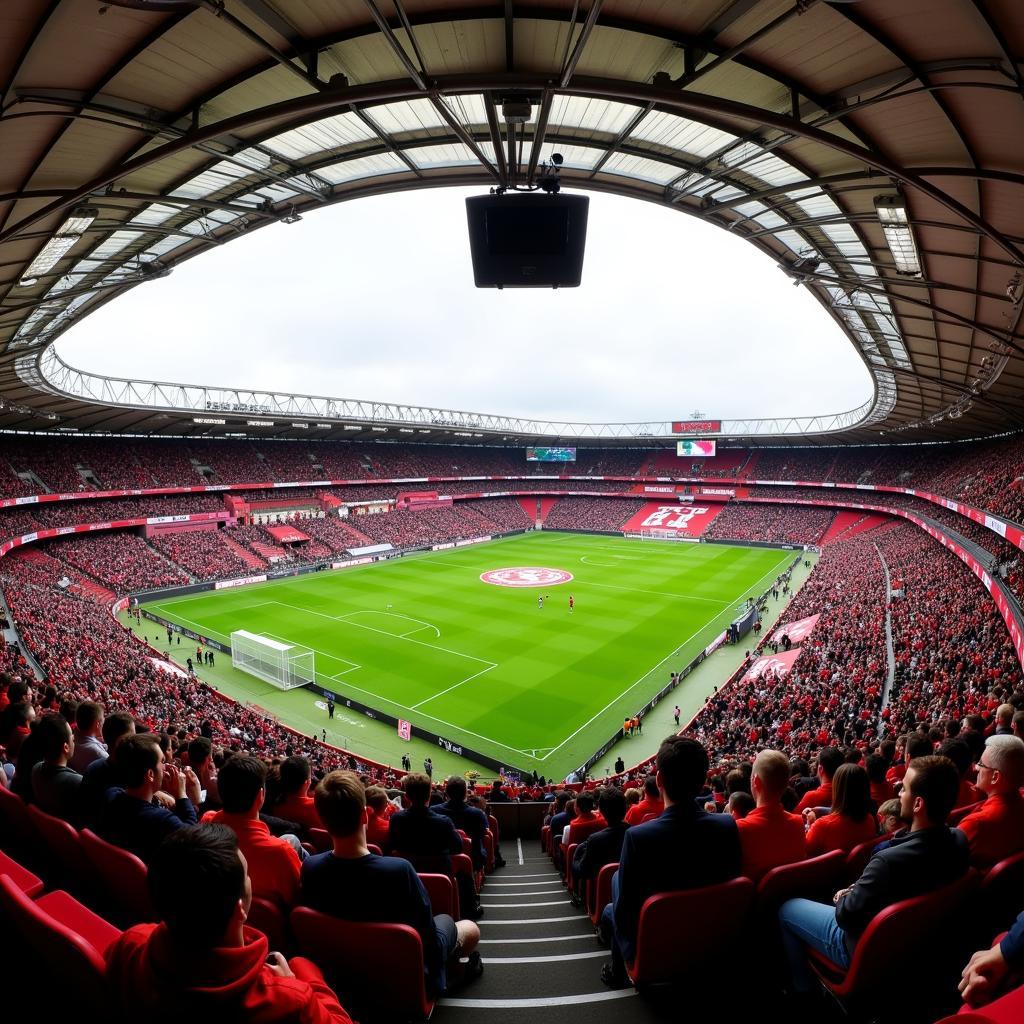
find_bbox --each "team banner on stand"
[741,648,802,683]
[771,613,820,646]
[620,502,725,537]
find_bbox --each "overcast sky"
[58,186,871,424]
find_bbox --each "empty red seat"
[844,833,889,884]
[0,784,36,856]
[290,906,434,1020]
[419,872,456,918]
[0,849,44,898]
[756,850,845,919]
[628,877,755,988]
[0,874,120,1018]
[980,850,1024,935]
[79,828,155,926]
[590,861,617,926]
[27,804,85,891]
[247,895,289,951]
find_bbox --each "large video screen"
[672,419,721,434]
[677,440,717,457]
[526,447,577,462]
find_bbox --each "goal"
[231,630,315,691]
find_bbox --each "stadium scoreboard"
[526,447,577,462]
[676,440,717,457]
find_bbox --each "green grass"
[138,532,792,779]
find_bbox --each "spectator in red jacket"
[957,734,1024,869]
[736,749,806,882]
[106,823,352,1023]
[365,786,394,849]
[796,747,845,813]
[624,776,664,825]
[805,764,879,856]
[200,755,302,908]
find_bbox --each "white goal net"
[231,630,315,690]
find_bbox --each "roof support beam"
[360,0,427,91]
[560,1,604,89]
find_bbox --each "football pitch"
[141,532,793,778]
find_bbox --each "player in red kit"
[568,595,574,614]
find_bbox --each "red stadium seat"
[290,906,435,1020]
[805,871,978,1006]
[628,877,755,988]
[367,842,383,856]
[0,848,44,898]
[564,842,578,890]
[979,850,1024,935]
[419,873,456,918]
[844,833,889,883]
[27,804,86,892]
[483,829,495,873]
[0,874,120,1019]
[756,850,845,920]
[540,825,551,853]
[307,827,332,852]
[640,812,659,823]
[247,895,288,951]
[590,861,617,926]
[0,783,36,857]
[79,829,155,927]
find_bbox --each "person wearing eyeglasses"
[956,734,1024,869]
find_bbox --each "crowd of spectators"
[354,507,490,548]
[149,530,259,582]
[690,530,889,764]
[463,498,532,531]
[705,503,837,545]
[46,533,190,592]
[543,497,646,532]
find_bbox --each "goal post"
[230,630,315,690]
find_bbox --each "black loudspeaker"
[465,193,589,288]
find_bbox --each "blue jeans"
[778,898,850,993]
[599,869,629,980]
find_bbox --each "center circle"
[480,567,575,588]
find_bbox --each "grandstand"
[2,2,1024,1023]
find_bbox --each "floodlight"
[874,196,921,276]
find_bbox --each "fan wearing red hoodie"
[365,785,394,849]
[106,824,351,1024]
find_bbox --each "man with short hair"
[99,733,199,863]
[994,704,1015,735]
[796,747,845,812]
[30,712,83,825]
[779,755,969,992]
[736,749,807,883]
[434,776,488,872]
[106,824,352,1022]
[957,734,1024,868]
[600,737,740,988]
[624,776,664,825]
[389,773,479,919]
[185,735,219,810]
[78,711,135,828]
[301,771,481,998]
[572,787,629,889]
[70,701,107,773]
[201,755,301,907]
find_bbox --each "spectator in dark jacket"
[99,733,199,863]
[779,755,970,992]
[572,786,629,894]
[434,776,488,871]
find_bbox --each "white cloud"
[58,186,872,424]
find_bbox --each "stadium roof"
[0,0,1022,445]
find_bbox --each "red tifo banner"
[741,648,802,683]
[771,613,821,646]
[619,502,725,537]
